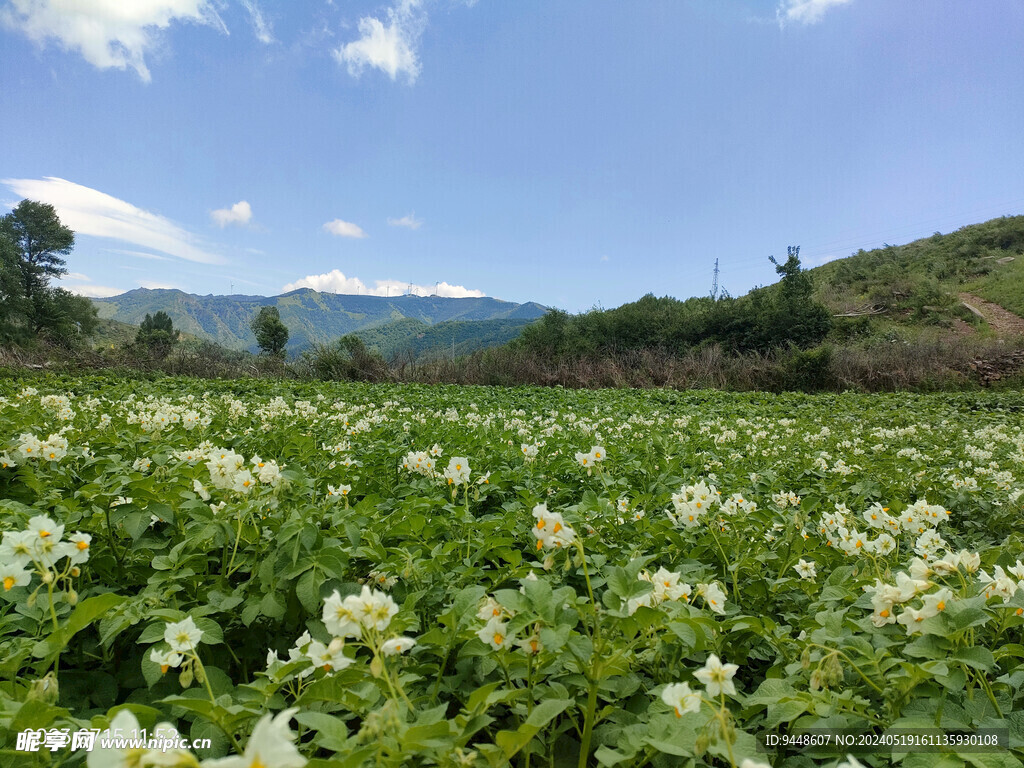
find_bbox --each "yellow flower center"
[936,601,945,611]
[3,577,15,591]
[76,540,89,551]
[493,633,504,646]
[39,530,50,538]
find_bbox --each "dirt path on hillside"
[958,293,1024,337]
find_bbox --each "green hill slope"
[353,317,538,361]
[807,215,1024,327]
[93,289,548,353]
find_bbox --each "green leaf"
[37,593,125,663]
[953,647,996,672]
[297,569,325,614]
[194,617,224,645]
[121,510,151,541]
[495,698,572,760]
[665,621,697,650]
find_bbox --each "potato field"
[1,375,1023,768]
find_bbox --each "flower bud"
[27,674,59,705]
[41,571,54,584]
[67,589,78,606]
[70,566,81,577]
[694,732,709,756]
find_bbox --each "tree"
[0,233,28,342]
[250,306,289,356]
[763,246,832,348]
[136,311,180,359]
[0,201,74,327]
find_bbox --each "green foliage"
[250,306,289,357]
[0,199,74,306]
[136,311,180,359]
[301,334,391,381]
[0,199,98,343]
[811,214,1024,323]
[2,377,1024,766]
[516,248,832,359]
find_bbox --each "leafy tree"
[136,311,180,359]
[250,306,289,356]
[762,246,832,349]
[0,233,28,342]
[0,199,99,341]
[0,200,74,324]
[34,288,100,342]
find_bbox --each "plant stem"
[577,678,599,768]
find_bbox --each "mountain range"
[93,288,547,354]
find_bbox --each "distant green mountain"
[353,317,538,361]
[92,288,548,353]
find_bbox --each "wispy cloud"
[777,0,853,26]
[3,177,226,264]
[283,269,484,298]
[65,284,125,298]
[323,218,368,238]
[0,0,227,82]
[211,200,253,227]
[56,272,125,298]
[239,0,273,43]
[102,248,171,261]
[333,0,425,83]
[387,213,423,230]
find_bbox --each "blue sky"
[2,0,1023,312]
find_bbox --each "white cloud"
[211,200,253,227]
[64,283,125,298]
[387,213,423,230]
[0,0,227,82]
[777,0,853,26]
[333,0,424,83]
[283,269,484,298]
[599,255,609,263]
[323,218,368,238]
[103,248,171,261]
[3,177,226,264]
[239,0,273,43]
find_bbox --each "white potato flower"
[694,654,739,697]
[381,637,417,656]
[201,708,306,768]
[661,682,701,717]
[164,616,203,653]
